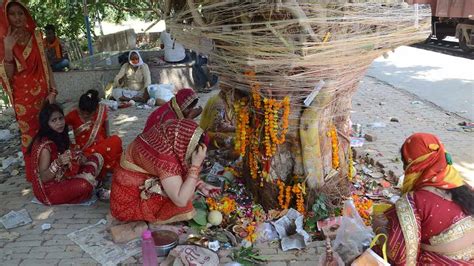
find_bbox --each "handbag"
[351,233,390,266]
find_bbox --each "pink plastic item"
[141,230,158,266]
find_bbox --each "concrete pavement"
[367,46,474,121]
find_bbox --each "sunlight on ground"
[453,161,474,187]
[21,188,31,196]
[113,114,139,125]
[36,208,54,220]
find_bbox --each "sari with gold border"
[111,119,203,223]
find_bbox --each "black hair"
[450,186,474,215]
[27,103,70,154]
[6,1,24,12]
[79,89,100,114]
[44,24,56,32]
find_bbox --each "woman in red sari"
[28,103,103,205]
[143,88,202,133]
[0,0,57,156]
[384,133,473,265]
[65,89,122,177]
[110,119,220,224]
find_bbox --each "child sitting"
[27,103,104,205]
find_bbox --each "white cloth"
[147,84,175,101]
[111,88,143,100]
[160,32,185,62]
[128,50,144,67]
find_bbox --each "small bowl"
[152,230,179,257]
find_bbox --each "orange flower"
[329,125,340,169]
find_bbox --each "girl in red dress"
[65,89,122,178]
[28,103,103,205]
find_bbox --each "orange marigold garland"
[263,96,290,157]
[292,183,305,214]
[234,98,250,157]
[276,179,293,210]
[329,124,340,169]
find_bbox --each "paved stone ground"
[0,75,472,265]
[352,77,473,183]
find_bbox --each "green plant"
[304,194,330,232]
[230,247,266,266]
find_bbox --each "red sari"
[111,119,204,223]
[29,137,103,205]
[143,88,198,133]
[0,1,53,153]
[386,133,473,265]
[65,104,122,176]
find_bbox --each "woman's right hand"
[4,27,19,51]
[191,143,207,167]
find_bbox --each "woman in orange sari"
[110,119,220,223]
[384,133,473,265]
[65,89,122,177]
[0,1,57,183]
[28,103,103,205]
[0,0,57,155]
[143,88,202,133]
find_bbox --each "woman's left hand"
[46,93,56,104]
[198,183,221,198]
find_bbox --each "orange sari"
[0,1,52,152]
[65,104,122,176]
[110,119,203,223]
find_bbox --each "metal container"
[152,230,178,257]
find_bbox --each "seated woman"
[383,133,473,265]
[200,84,243,149]
[27,103,103,205]
[143,88,202,133]
[111,50,153,104]
[65,89,123,177]
[110,119,220,223]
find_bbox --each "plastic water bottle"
[141,230,157,266]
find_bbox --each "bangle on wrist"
[187,174,199,182]
[49,160,60,173]
[4,58,14,63]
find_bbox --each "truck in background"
[407,0,474,52]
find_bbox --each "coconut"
[207,210,223,226]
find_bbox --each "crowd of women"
[0,1,472,264]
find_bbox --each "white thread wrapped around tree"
[166,0,430,209]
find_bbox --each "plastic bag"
[148,84,174,101]
[333,199,374,264]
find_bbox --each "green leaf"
[193,198,208,211]
[187,220,206,231]
[192,208,208,226]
